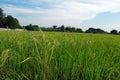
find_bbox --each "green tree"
[71,27,76,32]
[76,28,83,33]
[53,25,57,31]
[32,25,39,31]
[25,24,39,31]
[0,8,4,19]
[65,27,71,32]
[0,8,5,27]
[61,25,65,32]
[4,15,20,29]
[1,17,7,28]
[53,25,57,29]
[110,30,118,34]
[85,28,106,33]
[118,31,120,34]
[25,24,33,30]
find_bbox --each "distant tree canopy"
[0,8,21,29]
[61,25,65,32]
[3,15,20,29]
[39,25,83,33]
[0,8,4,19]
[85,28,107,33]
[110,30,118,34]
[76,28,83,33]
[24,24,39,31]
[0,8,4,27]
[65,27,75,32]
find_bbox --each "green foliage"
[85,28,107,33]
[0,8,4,20]
[76,28,83,33]
[3,15,20,29]
[65,27,76,32]
[25,24,39,31]
[0,8,5,27]
[53,25,57,29]
[0,8,21,29]
[0,31,120,79]
[110,30,118,34]
[39,25,83,33]
[61,25,65,32]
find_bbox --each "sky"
[1,0,120,31]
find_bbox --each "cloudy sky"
[1,0,120,31]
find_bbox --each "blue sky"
[1,0,120,31]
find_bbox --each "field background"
[0,31,120,80]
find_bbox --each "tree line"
[0,8,120,35]
[24,24,83,33]
[0,8,21,29]
[24,24,120,34]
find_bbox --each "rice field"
[0,31,120,80]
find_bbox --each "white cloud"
[1,0,120,30]
[2,5,46,14]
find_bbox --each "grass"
[0,31,120,80]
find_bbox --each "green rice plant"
[0,31,120,80]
